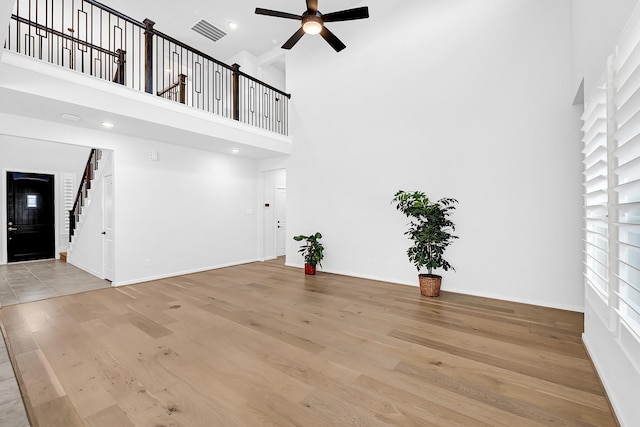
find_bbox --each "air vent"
[191,19,227,42]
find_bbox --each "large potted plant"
[391,190,458,297]
[293,232,324,275]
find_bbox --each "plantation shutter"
[582,82,609,300]
[583,9,640,358]
[612,21,640,337]
[61,173,75,241]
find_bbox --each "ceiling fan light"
[302,17,322,34]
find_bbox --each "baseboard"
[112,258,262,287]
[284,262,584,313]
[67,258,103,279]
[444,287,585,313]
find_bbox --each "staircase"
[69,148,102,243]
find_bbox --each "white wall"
[225,50,286,90]
[0,113,263,286]
[0,0,13,62]
[0,136,90,263]
[112,136,261,285]
[571,0,640,97]
[285,0,584,311]
[259,63,286,92]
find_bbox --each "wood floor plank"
[2,319,38,356]
[393,360,607,427]
[14,349,65,407]
[83,404,134,427]
[388,329,601,394]
[0,258,617,426]
[32,395,84,427]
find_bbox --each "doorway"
[261,169,286,260]
[276,187,286,257]
[103,174,114,281]
[6,171,55,262]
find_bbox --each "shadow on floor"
[0,259,110,307]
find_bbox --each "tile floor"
[0,260,111,307]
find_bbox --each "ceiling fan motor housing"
[302,12,323,34]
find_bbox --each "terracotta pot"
[418,274,442,297]
[304,264,316,275]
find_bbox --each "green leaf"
[391,190,459,274]
[293,232,324,267]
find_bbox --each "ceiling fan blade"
[323,7,369,22]
[306,0,318,13]
[282,27,306,49]
[255,8,302,20]
[320,26,346,52]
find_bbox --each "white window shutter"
[582,84,609,299]
[62,173,76,239]
[612,25,640,336]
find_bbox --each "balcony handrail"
[158,73,186,104]
[7,0,291,135]
[150,27,291,99]
[83,0,146,28]
[11,15,118,58]
[236,68,292,100]
[157,75,184,97]
[83,0,291,99]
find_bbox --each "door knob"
[8,227,18,231]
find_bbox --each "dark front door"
[6,172,55,262]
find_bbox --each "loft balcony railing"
[4,0,291,136]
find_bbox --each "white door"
[103,174,114,281]
[276,188,286,256]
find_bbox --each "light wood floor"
[0,259,616,426]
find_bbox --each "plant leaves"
[391,191,459,274]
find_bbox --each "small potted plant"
[293,232,324,275]
[391,190,459,297]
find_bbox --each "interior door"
[276,188,286,256]
[6,172,55,262]
[103,174,114,281]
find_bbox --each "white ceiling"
[103,0,364,63]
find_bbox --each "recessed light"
[228,21,238,30]
[61,113,80,122]
[102,122,114,128]
[231,149,239,154]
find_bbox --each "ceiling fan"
[255,0,369,52]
